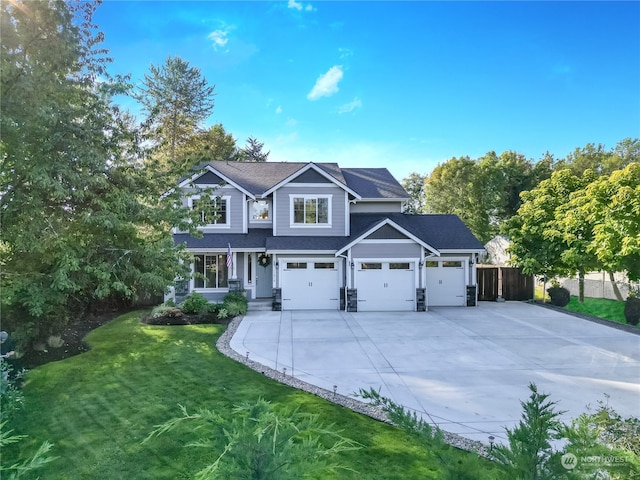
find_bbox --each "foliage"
[357,388,495,479]
[423,151,553,243]
[424,156,496,243]
[0,425,56,480]
[150,303,184,319]
[222,295,248,317]
[564,163,640,281]
[1,364,55,479]
[180,292,209,314]
[624,296,640,326]
[503,169,591,280]
[0,0,194,345]
[241,136,270,162]
[1,364,25,423]
[145,398,362,480]
[136,55,215,176]
[401,173,426,214]
[492,383,565,480]
[546,286,571,307]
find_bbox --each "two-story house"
[169,161,485,311]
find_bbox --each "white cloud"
[338,47,353,59]
[307,65,343,101]
[338,97,362,114]
[208,28,232,51]
[288,0,315,12]
[275,105,282,114]
[285,117,297,127]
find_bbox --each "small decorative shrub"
[180,292,209,314]
[547,285,570,307]
[222,292,248,317]
[217,308,229,320]
[624,295,640,326]
[151,303,183,319]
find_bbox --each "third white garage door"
[281,260,340,310]
[356,261,416,311]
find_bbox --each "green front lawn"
[565,296,628,324]
[4,312,492,479]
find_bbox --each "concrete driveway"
[229,302,640,443]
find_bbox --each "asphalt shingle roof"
[174,214,483,252]
[342,168,409,199]
[350,213,485,251]
[186,161,407,200]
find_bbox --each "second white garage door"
[281,260,340,310]
[356,261,416,311]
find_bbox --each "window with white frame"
[191,196,228,225]
[193,254,229,289]
[251,200,270,221]
[291,195,331,225]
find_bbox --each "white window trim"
[188,194,231,229]
[249,199,271,223]
[289,194,333,228]
[191,254,231,291]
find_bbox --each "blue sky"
[95,1,640,181]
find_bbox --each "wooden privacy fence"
[477,266,534,301]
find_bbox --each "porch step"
[248,300,273,312]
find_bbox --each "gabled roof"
[348,213,485,252]
[180,161,407,201]
[342,168,410,200]
[262,162,360,199]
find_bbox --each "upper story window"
[251,200,270,221]
[190,195,229,226]
[291,195,331,226]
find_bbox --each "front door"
[256,256,273,298]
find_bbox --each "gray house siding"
[176,185,246,234]
[350,242,421,258]
[274,185,347,236]
[350,202,403,213]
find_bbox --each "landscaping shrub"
[624,295,640,326]
[547,285,570,307]
[222,292,248,317]
[180,292,209,314]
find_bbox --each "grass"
[565,296,628,324]
[4,311,494,479]
[536,284,632,326]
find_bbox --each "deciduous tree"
[0,0,196,345]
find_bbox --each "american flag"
[226,244,233,269]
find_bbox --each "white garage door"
[356,261,415,311]
[281,260,340,310]
[426,260,465,306]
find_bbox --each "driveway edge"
[216,315,492,458]
[533,301,640,335]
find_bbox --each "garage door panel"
[357,262,415,311]
[426,262,465,306]
[281,261,340,310]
